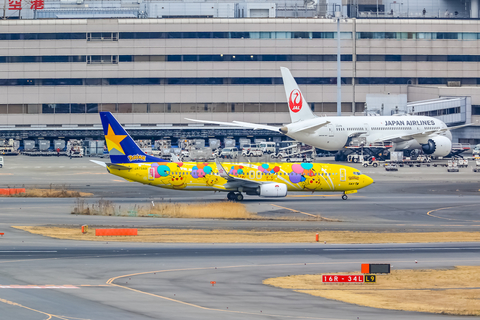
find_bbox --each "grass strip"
[0,188,92,198]
[12,227,480,244]
[264,266,480,316]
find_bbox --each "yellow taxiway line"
[427,204,480,222]
[269,204,319,218]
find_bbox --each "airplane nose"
[363,175,374,187]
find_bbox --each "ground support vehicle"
[473,159,480,172]
[447,160,459,172]
[241,144,263,157]
[447,143,471,158]
[338,140,392,162]
[384,163,398,171]
[362,160,379,168]
[0,139,20,155]
[259,142,276,154]
[66,140,84,158]
[457,158,469,168]
[220,147,239,159]
[473,144,480,156]
[0,156,3,168]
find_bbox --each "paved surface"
[0,156,480,319]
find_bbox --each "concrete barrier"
[0,188,26,195]
[95,228,138,236]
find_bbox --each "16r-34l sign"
[322,275,364,283]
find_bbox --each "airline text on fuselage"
[384,120,435,126]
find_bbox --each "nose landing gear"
[342,193,348,200]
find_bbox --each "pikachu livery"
[92,112,374,201]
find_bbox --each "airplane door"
[256,171,263,180]
[364,122,370,134]
[328,123,334,137]
[148,167,155,181]
[340,168,346,182]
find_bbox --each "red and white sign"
[288,89,303,113]
[322,275,364,283]
[8,0,22,10]
[7,0,44,10]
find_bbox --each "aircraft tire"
[235,193,244,201]
[342,194,348,200]
[227,192,235,200]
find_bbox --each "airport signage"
[322,275,364,283]
[364,275,376,283]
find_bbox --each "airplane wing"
[291,121,330,134]
[215,159,272,188]
[440,123,474,131]
[185,118,281,132]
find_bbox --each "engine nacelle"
[258,183,288,197]
[421,136,452,157]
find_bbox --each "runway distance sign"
[322,275,364,283]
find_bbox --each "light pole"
[333,7,343,116]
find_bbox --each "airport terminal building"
[0,0,480,145]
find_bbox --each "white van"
[220,147,239,159]
[259,142,276,154]
[0,156,4,168]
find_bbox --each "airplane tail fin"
[99,112,167,164]
[280,67,316,123]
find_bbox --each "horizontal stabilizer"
[91,159,131,171]
[90,160,107,167]
[106,163,131,171]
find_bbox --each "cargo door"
[148,167,155,181]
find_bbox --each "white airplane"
[187,67,471,158]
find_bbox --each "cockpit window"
[353,171,362,176]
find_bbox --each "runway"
[0,156,480,319]
[1,236,480,320]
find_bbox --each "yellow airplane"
[91,112,374,201]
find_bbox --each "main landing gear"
[227,192,244,202]
[342,193,348,200]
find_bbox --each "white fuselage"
[285,115,451,151]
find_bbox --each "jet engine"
[259,183,287,197]
[421,136,452,157]
[246,183,288,197]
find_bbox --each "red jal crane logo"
[289,89,302,113]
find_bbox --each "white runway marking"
[324,248,471,251]
[0,285,78,289]
[0,251,58,253]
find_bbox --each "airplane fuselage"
[108,161,373,193]
[286,115,450,151]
